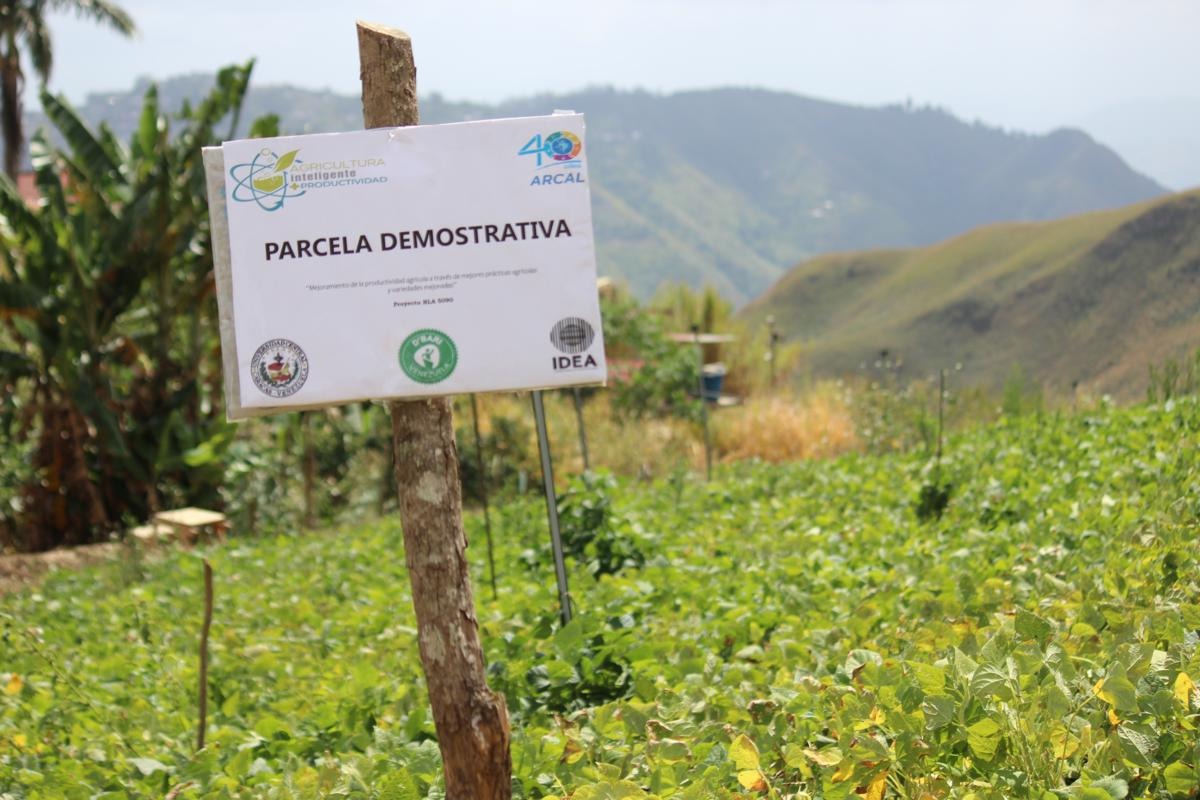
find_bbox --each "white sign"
[203,113,606,418]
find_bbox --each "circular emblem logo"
[250,339,309,398]
[550,317,595,354]
[546,131,582,161]
[399,329,458,384]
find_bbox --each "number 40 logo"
[518,131,582,167]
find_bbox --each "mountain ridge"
[740,189,1200,398]
[27,74,1166,303]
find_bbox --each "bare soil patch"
[0,542,124,596]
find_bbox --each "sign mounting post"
[357,22,510,798]
[202,21,608,798]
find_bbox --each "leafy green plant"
[554,471,646,578]
[454,403,537,505]
[2,397,1199,798]
[0,64,259,550]
[1002,362,1045,418]
[602,291,701,424]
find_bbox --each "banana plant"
[0,62,257,550]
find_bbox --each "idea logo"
[549,317,600,372]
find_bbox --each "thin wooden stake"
[358,21,511,799]
[572,388,590,472]
[196,559,213,751]
[471,394,498,600]
[302,412,315,528]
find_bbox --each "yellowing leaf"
[651,737,690,764]
[571,780,652,799]
[832,761,854,783]
[1107,708,1120,726]
[562,738,584,764]
[12,733,27,748]
[1049,724,1078,759]
[1092,665,1139,713]
[803,747,843,767]
[1174,672,1196,707]
[737,769,768,792]
[730,734,766,793]
[966,718,1001,761]
[729,734,760,772]
[1164,762,1199,795]
[866,771,888,800]
[855,706,887,730]
[4,673,21,696]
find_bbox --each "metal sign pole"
[766,315,777,388]
[572,387,590,472]
[532,390,573,625]
[693,325,713,482]
[936,368,946,482]
[470,394,498,600]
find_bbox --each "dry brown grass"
[712,384,861,463]
[456,382,860,487]
[466,391,698,481]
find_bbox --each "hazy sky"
[50,0,1200,187]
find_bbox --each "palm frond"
[39,90,124,188]
[48,0,136,36]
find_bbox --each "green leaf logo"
[274,149,300,173]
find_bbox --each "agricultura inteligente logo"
[229,147,388,212]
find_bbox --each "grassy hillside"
[35,77,1164,303]
[742,190,1200,398]
[2,399,1198,797]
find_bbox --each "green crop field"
[2,398,1199,799]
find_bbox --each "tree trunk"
[1,50,23,180]
[357,21,511,800]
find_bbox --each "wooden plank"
[155,508,227,528]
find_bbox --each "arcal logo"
[518,131,587,186]
[230,148,305,212]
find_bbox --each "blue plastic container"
[701,363,726,402]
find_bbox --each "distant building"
[16,172,39,206]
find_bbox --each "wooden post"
[358,22,511,799]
